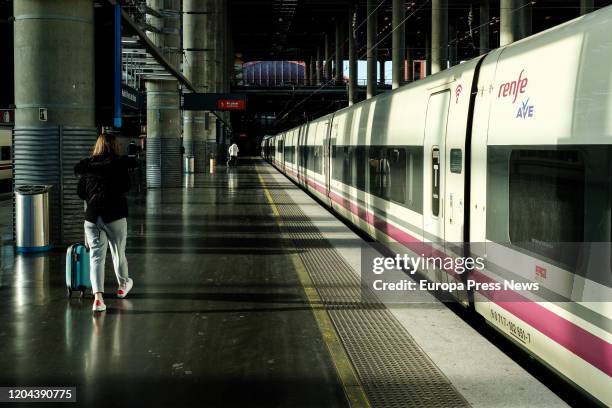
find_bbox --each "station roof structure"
[229,0,597,62]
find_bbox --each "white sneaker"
[117,278,133,299]
[92,299,106,312]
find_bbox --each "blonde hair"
[92,133,121,156]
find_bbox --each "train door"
[278,136,284,172]
[324,118,337,196]
[297,125,305,185]
[423,91,451,282]
[444,124,465,245]
[444,83,471,305]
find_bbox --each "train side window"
[284,144,294,163]
[342,146,352,186]
[332,145,343,181]
[368,146,386,198]
[1,146,10,161]
[300,146,307,169]
[450,149,462,174]
[406,146,423,213]
[310,146,316,172]
[278,141,284,160]
[432,148,440,217]
[388,148,407,204]
[307,145,322,174]
[508,150,584,266]
[353,146,367,191]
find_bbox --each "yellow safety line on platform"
[257,168,371,408]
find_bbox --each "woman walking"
[75,133,135,312]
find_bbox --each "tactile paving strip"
[263,168,471,408]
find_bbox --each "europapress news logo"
[498,69,534,119]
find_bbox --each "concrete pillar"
[160,1,182,71]
[392,0,405,89]
[210,0,221,93]
[219,0,230,160]
[425,34,431,76]
[316,46,322,85]
[183,0,208,172]
[146,0,182,187]
[500,0,531,46]
[366,0,377,99]
[500,0,513,47]
[324,33,331,82]
[278,61,282,85]
[271,62,275,85]
[581,0,594,14]
[13,0,96,245]
[204,0,217,156]
[480,0,490,54]
[449,23,457,67]
[288,61,292,83]
[520,1,532,39]
[146,82,182,187]
[348,4,358,106]
[335,19,344,84]
[406,47,413,82]
[310,56,315,86]
[224,0,232,92]
[431,0,448,74]
[203,0,228,159]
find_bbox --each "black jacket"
[75,154,135,223]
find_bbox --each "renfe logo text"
[498,70,528,103]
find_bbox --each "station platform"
[0,158,570,408]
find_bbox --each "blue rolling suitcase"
[66,243,91,297]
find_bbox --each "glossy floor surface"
[0,159,348,407]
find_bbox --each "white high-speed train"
[264,7,612,406]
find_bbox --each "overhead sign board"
[182,93,247,111]
[218,99,246,111]
[121,84,142,110]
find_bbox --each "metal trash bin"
[15,185,51,253]
[184,156,195,174]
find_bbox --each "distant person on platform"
[127,140,140,158]
[75,133,136,313]
[228,142,239,167]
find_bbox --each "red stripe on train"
[278,164,612,376]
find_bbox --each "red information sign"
[535,265,547,279]
[218,99,246,111]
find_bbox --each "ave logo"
[516,98,534,119]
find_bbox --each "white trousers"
[84,217,129,293]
